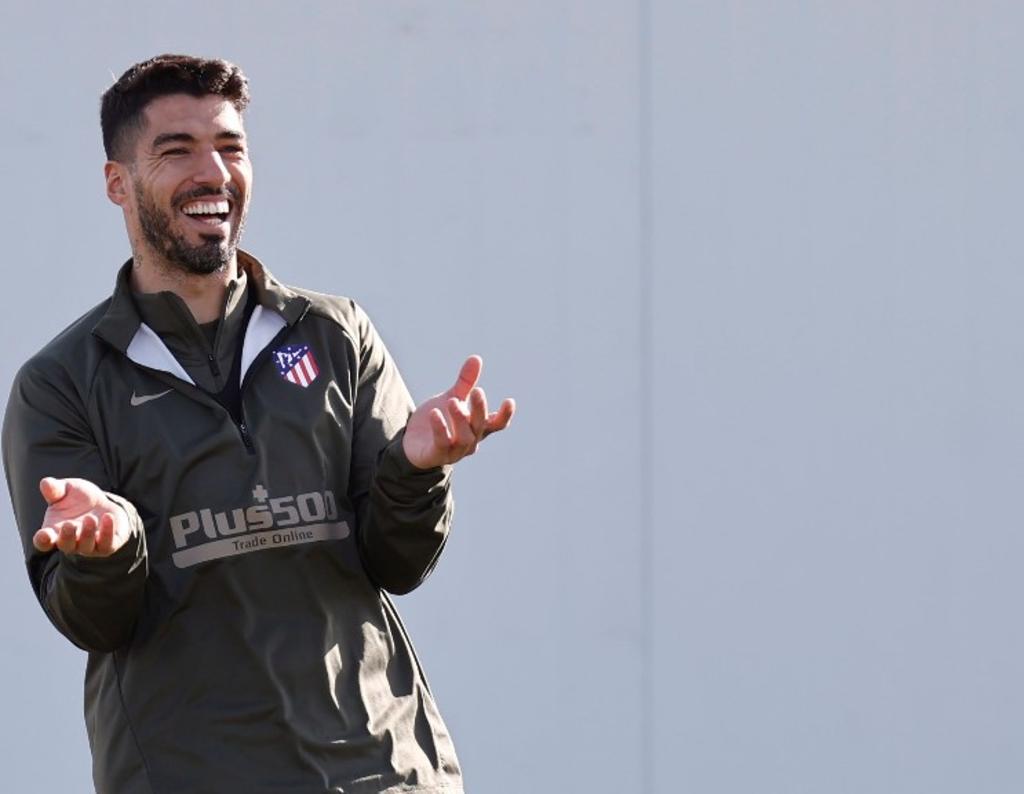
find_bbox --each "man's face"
[121,93,252,276]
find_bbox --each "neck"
[129,249,240,324]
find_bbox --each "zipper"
[207,353,221,377]
[237,418,255,454]
[128,364,251,454]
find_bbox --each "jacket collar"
[91,249,310,354]
[241,250,309,327]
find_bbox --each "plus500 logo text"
[170,487,339,549]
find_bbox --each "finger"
[77,515,98,556]
[94,512,117,556]
[39,477,68,505]
[482,397,516,437]
[468,387,488,436]
[55,521,79,554]
[449,355,482,401]
[429,407,454,451]
[33,527,58,552]
[446,397,478,453]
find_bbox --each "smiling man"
[2,54,513,794]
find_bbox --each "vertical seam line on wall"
[638,0,654,790]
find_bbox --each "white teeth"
[182,200,230,216]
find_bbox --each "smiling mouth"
[180,198,232,228]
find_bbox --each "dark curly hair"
[101,54,250,161]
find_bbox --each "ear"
[104,161,131,207]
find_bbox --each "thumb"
[450,355,482,400]
[39,477,68,505]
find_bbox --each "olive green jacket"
[2,252,463,794]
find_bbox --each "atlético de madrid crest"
[273,344,320,388]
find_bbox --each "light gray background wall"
[0,2,1020,792]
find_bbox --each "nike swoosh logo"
[130,389,172,407]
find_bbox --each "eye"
[220,145,246,156]
[161,148,189,157]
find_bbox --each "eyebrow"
[150,130,246,149]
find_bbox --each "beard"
[134,182,246,276]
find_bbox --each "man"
[2,54,513,794]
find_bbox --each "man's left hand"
[402,355,515,470]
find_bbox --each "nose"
[193,148,231,188]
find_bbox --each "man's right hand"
[33,477,132,557]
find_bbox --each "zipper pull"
[208,353,221,377]
[238,421,255,453]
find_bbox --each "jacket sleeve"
[347,305,454,595]
[2,357,148,653]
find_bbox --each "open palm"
[34,477,131,557]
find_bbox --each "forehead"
[140,94,245,142]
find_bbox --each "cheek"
[232,163,253,195]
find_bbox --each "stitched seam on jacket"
[84,346,118,489]
[297,304,360,352]
[112,649,157,794]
